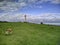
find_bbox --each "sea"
[44,23,60,26]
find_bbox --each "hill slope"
[0,22,60,45]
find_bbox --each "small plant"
[5,28,13,35]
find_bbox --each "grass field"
[0,22,60,45]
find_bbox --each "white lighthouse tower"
[24,14,27,22]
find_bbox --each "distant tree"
[40,22,43,24]
[0,21,8,23]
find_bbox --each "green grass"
[0,22,60,45]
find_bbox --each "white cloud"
[20,2,27,7]
[51,0,60,4]
[44,0,60,4]
[0,0,60,15]
[28,0,60,4]
[0,13,60,23]
[0,0,59,13]
[0,0,27,12]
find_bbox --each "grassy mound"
[0,22,60,45]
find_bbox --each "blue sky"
[19,1,60,15]
[0,0,60,22]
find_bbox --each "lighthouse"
[24,14,27,22]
